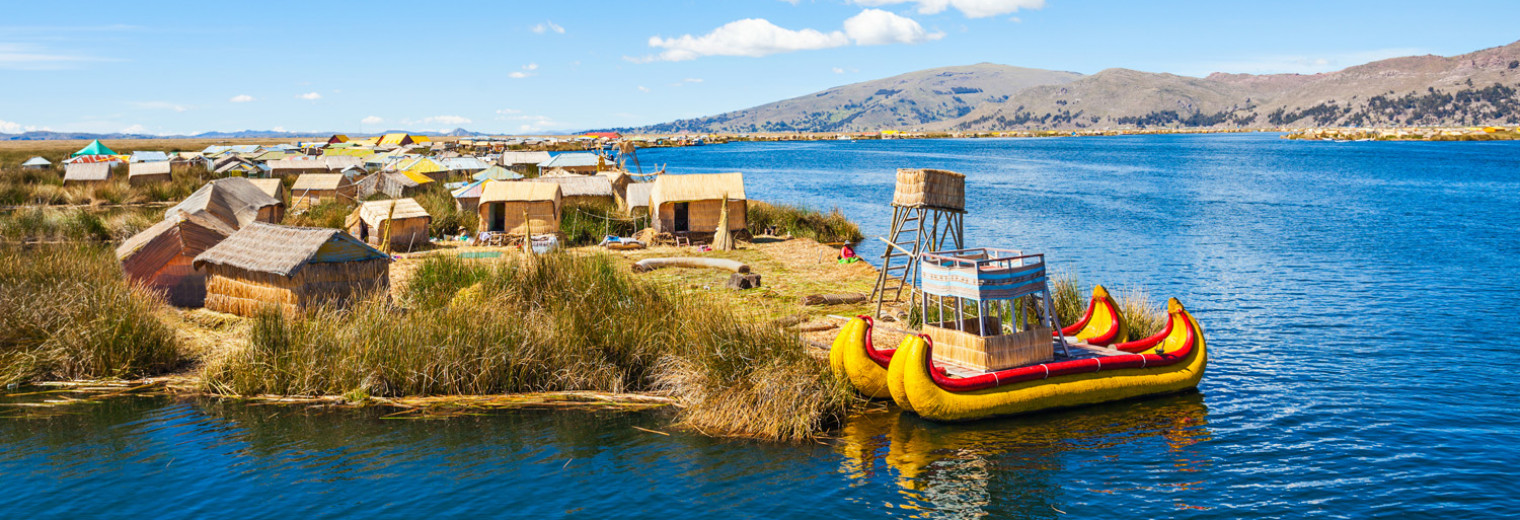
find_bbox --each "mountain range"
[623,39,1520,133]
[0,128,486,141]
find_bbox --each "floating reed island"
[0,136,1175,440]
[1283,125,1520,141]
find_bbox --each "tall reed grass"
[203,253,854,441]
[747,201,864,244]
[560,201,642,245]
[0,245,182,386]
[0,206,161,243]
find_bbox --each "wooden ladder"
[869,206,965,319]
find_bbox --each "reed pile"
[202,253,854,441]
[0,245,183,387]
[746,201,864,244]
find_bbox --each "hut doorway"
[489,203,505,232]
[674,202,689,233]
[359,221,369,242]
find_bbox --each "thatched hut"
[478,181,561,236]
[128,160,173,186]
[291,173,356,208]
[500,151,550,172]
[167,177,284,229]
[345,198,432,251]
[116,211,237,307]
[193,222,390,317]
[247,178,287,205]
[650,173,747,235]
[538,175,614,207]
[451,180,485,213]
[624,182,653,216]
[63,162,111,185]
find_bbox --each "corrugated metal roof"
[500,151,551,165]
[400,170,436,185]
[130,151,169,162]
[441,157,489,171]
[473,165,523,182]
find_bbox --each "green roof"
[71,139,117,157]
[473,165,523,182]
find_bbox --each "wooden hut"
[193,222,390,317]
[649,173,747,235]
[538,175,615,207]
[128,160,173,186]
[167,177,284,229]
[345,198,432,251]
[116,211,237,307]
[478,181,561,237]
[500,151,550,172]
[63,162,112,185]
[291,173,356,209]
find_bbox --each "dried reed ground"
[201,253,855,441]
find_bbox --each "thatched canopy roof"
[166,177,282,229]
[482,181,560,203]
[246,178,285,199]
[193,222,387,277]
[651,173,745,206]
[537,175,614,198]
[354,198,430,226]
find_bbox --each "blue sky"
[1,0,1516,135]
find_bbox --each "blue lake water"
[5,134,1518,518]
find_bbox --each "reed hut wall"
[202,258,389,317]
[348,216,431,251]
[479,201,559,235]
[654,199,747,234]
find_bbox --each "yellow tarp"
[401,170,435,185]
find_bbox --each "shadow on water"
[836,393,1211,518]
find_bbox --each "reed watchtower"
[870,168,966,318]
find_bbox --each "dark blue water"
[5,134,1518,518]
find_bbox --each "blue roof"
[539,152,600,168]
[131,151,169,162]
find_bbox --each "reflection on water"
[838,394,1210,518]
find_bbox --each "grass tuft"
[746,201,864,244]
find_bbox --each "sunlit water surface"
[4,134,1517,518]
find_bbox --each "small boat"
[886,298,1206,422]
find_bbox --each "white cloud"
[852,0,1044,18]
[298,92,321,100]
[0,119,24,133]
[844,9,943,45]
[423,115,471,125]
[683,78,703,83]
[531,20,566,34]
[1186,48,1427,76]
[361,116,383,125]
[509,63,539,78]
[637,85,650,92]
[495,108,522,115]
[0,43,100,70]
[120,124,147,134]
[272,126,287,132]
[832,67,846,74]
[229,94,254,103]
[644,18,851,61]
[133,101,188,112]
[637,10,943,62]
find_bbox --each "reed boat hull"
[890,300,1206,422]
[829,316,898,399]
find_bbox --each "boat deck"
[935,336,1128,379]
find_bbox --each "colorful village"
[3,133,1203,440]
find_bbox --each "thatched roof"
[651,173,745,206]
[166,177,282,229]
[537,175,614,198]
[193,222,387,277]
[128,161,172,177]
[625,182,654,210]
[246,178,285,199]
[291,173,348,191]
[117,210,237,280]
[354,198,430,226]
[481,181,560,203]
